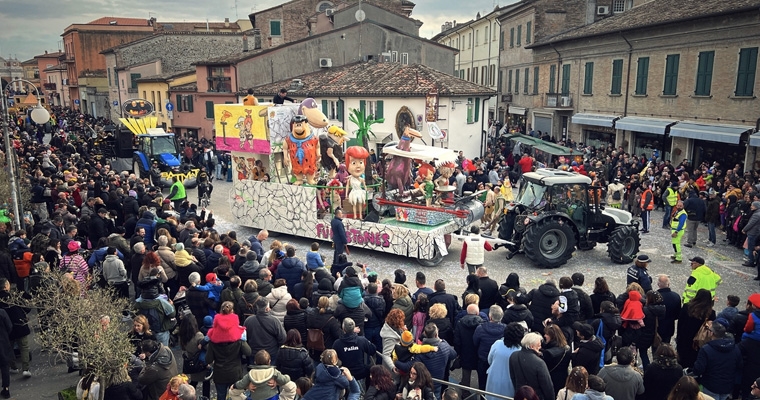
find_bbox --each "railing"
[545,92,573,108]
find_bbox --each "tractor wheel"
[607,226,640,264]
[133,160,150,184]
[497,212,516,241]
[417,247,443,267]
[523,217,576,268]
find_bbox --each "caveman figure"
[284,115,320,185]
[320,125,348,178]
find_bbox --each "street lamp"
[1,78,50,229]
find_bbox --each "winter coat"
[478,277,500,310]
[266,285,292,322]
[206,340,252,385]
[306,309,342,350]
[364,386,396,400]
[283,308,308,344]
[597,364,645,400]
[137,344,178,400]
[427,290,461,325]
[636,304,665,349]
[626,265,653,293]
[572,336,605,375]
[541,341,572,395]
[486,341,520,400]
[473,321,506,362]
[657,288,682,341]
[276,257,306,292]
[569,390,614,400]
[102,254,128,284]
[683,192,706,221]
[103,382,144,400]
[739,336,760,400]
[573,286,595,322]
[590,291,616,316]
[642,356,683,400]
[244,310,286,364]
[380,323,402,358]
[175,263,201,289]
[234,365,290,400]
[0,309,12,362]
[302,363,349,400]
[501,303,534,329]
[705,197,721,225]
[364,293,387,329]
[0,291,30,340]
[205,251,222,274]
[237,260,260,288]
[397,337,456,395]
[693,337,743,394]
[675,305,715,369]
[525,283,560,332]
[591,312,622,345]
[560,288,581,323]
[276,345,313,381]
[334,302,371,336]
[182,331,206,383]
[333,332,376,379]
[135,213,157,247]
[392,295,414,329]
[509,347,555,400]
[453,313,483,370]
[744,208,760,237]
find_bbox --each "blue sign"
[113,101,119,106]
[165,102,174,111]
[74,99,80,105]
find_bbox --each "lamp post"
[1,78,50,230]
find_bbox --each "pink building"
[169,63,238,139]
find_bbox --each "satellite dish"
[428,122,444,140]
[355,9,366,22]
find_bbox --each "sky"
[0,0,506,62]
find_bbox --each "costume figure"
[284,115,320,185]
[418,163,436,207]
[435,161,456,204]
[327,178,343,213]
[319,125,348,178]
[344,146,370,219]
[234,157,248,181]
[385,126,422,193]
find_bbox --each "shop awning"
[571,113,620,128]
[615,116,677,135]
[749,132,760,147]
[669,122,753,145]
[509,106,527,115]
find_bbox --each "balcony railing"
[545,93,573,108]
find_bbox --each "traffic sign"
[166,102,174,111]
[113,101,119,106]
[74,99,80,105]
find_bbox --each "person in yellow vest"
[662,181,679,229]
[639,182,655,233]
[683,256,721,303]
[243,89,258,106]
[168,176,186,211]
[670,201,688,263]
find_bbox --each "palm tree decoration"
[348,108,384,184]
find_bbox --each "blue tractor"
[130,130,199,188]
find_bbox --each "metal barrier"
[430,378,514,400]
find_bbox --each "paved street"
[15,178,757,398]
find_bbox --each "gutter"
[621,34,633,118]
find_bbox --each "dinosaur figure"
[385,125,422,193]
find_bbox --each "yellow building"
[136,70,196,130]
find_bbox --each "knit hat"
[205,273,218,283]
[242,240,251,248]
[318,278,334,292]
[752,201,760,209]
[400,330,414,346]
[572,321,594,339]
[203,315,213,328]
[67,241,81,253]
[749,293,760,308]
[129,190,137,198]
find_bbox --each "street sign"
[74,99,80,105]
[166,102,174,111]
[113,101,119,106]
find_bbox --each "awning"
[509,106,527,115]
[571,113,620,128]
[669,122,753,145]
[615,116,677,135]
[750,132,760,147]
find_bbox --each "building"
[250,61,496,158]
[0,56,24,93]
[249,0,415,49]
[135,70,196,131]
[527,0,760,168]
[34,51,66,106]
[20,59,39,87]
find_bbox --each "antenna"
[232,0,239,20]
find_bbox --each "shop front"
[533,113,553,138]
[669,121,754,168]
[507,106,527,133]
[615,116,677,161]
[571,113,621,149]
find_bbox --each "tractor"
[130,130,199,189]
[496,168,640,268]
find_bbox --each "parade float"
[216,99,484,266]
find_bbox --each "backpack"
[612,190,621,201]
[307,316,333,351]
[137,300,176,333]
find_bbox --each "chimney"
[242,34,249,52]
[224,17,230,27]
[45,50,48,54]
[253,28,262,50]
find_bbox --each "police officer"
[168,176,186,211]
[671,201,687,264]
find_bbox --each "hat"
[572,322,594,339]
[318,278,334,291]
[636,254,651,263]
[713,317,730,329]
[41,226,52,234]
[203,315,213,328]
[148,186,158,192]
[242,240,251,248]
[752,201,760,209]
[205,273,218,283]
[128,190,137,198]
[115,226,126,234]
[163,198,171,204]
[689,256,705,265]
[749,293,760,308]
[97,207,108,214]
[67,241,81,253]
[345,266,358,276]
[400,330,414,346]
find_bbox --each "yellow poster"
[214,104,270,154]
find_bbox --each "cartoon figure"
[418,163,436,207]
[345,146,370,219]
[320,125,348,178]
[327,178,343,213]
[254,159,267,181]
[435,161,456,204]
[335,164,349,186]
[298,98,329,129]
[243,109,254,149]
[246,158,257,180]
[234,156,248,180]
[284,115,320,185]
[385,126,422,193]
[234,116,247,148]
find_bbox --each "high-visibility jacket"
[665,187,679,206]
[683,265,721,304]
[170,181,186,200]
[671,209,687,231]
[640,189,654,211]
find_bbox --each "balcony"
[545,93,573,108]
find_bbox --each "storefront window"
[633,132,670,162]
[692,140,745,170]
[585,130,615,149]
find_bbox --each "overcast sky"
[0,0,506,62]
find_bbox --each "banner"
[214,104,271,154]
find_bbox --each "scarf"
[289,133,314,164]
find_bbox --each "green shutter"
[376,100,384,119]
[736,47,758,96]
[205,101,214,119]
[549,65,556,94]
[176,94,183,112]
[130,73,141,89]
[225,101,233,104]
[584,62,594,95]
[561,64,570,95]
[533,66,539,94]
[499,30,504,50]
[508,70,513,93]
[359,100,366,115]
[524,68,529,94]
[635,57,650,95]
[695,51,714,96]
[270,20,281,36]
[526,22,532,44]
[114,68,119,88]
[337,99,344,121]
[186,96,193,112]
[517,25,522,46]
[474,98,480,122]
[611,59,623,94]
[663,54,680,95]
[515,69,520,93]
[510,28,514,48]
[467,98,473,124]
[321,100,328,115]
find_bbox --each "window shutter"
[584,62,594,95]
[561,64,570,95]
[499,30,504,50]
[549,65,556,94]
[360,100,366,115]
[187,96,194,112]
[176,95,183,112]
[524,68,529,94]
[533,66,539,95]
[736,47,758,96]
[635,57,649,95]
[663,54,680,95]
[206,101,215,119]
[695,51,714,96]
[526,22,532,44]
[376,100,384,119]
[508,70,513,93]
[515,69,520,93]
[337,99,344,121]
[474,98,480,122]
[611,60,623,94]
[322,100,328,115]
[517,26,522,46]
[467,97,473,124]
[510,28,514,48]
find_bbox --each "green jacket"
[169,181,186,200]
[683,265,721,304]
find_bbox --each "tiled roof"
[531,0,760,47]
[248,61,496,97]
[86,17,150,26]
[155,22,241,31]
[34,51,64,59]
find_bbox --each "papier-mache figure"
[327,178,343,213]
[344,146,370,219]
[284,114,320,185]
[385,126,422,193]
[418,163,436,207]
[320,125,348,178]
[435,161,456,204]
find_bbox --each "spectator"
[597,346,645,400]
[571,273,594,322]
[524,279,561,333]
[555,366,588,400]
[541,324,572,395]
[428,279,461,326]
[693,321,742,400]
[412,272,433,303]
[397,323,456,398]
[590,277,616,315]
[0,308,11,398]
[501,291,533,330]
[427,303,454,344]
[397,362,435,400]
[683,190,706,248]
[643,344,683,400]
[364,282,387,354]
[571,322,604,375]
[276,329,314,382]
[266,278,292,323]
[364,365,397,400]
[509,332,554,400]
[138,339,179,400]
[570,375,614,400]
[391,285,414,330]
[333,318,376,384]
[244,297,286,365]
[664,376,709,400]
[485,322,524,400]
[454,304,483,396]
[676,289,716,369]
[657,274,682,346]
[283,299,308,345]
[476,267,500,311]
[473,305,506,390]
[276,246,306,293]
[306,296,342,360]
[302,350,349,400]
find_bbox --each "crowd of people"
[0,107,758,400]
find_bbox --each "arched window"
[317,1,334,12]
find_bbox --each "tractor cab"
[132,129,199,188]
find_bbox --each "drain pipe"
[621,34,633,118]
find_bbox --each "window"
[157,92,162,111]
[130,73,141,89]
[533,66,539,94]
[494,23,498,41]
[524,68,529,94]
[467,68,470,81]
[484,27,488,45]
[205,101,215,119]
[107,68,111,86]
[517,25,522,46]
[635,57,649,95]
[499,30,504,50]
[508,70,513,93]
[475,98,480,122]
[143,91,147,100]
[391,51,398,62]
[584,62,594,95]
[498,70,503,92]
[549,65,556,93]
[561,64,570,95]
[114,68,119,88]
[475,29,479,46]
[151,91,156,109]
[526,22,532,44]
[473,67,478,83]
[316,1,334,12]
[612,0,626,13]
[468,32,472,49]
[270,20,282,36]
[736,47,758,96]
[401,53,408,65]
[482,66,487,85]
[467,97,474,124]
[176,94,193,112]
[510,28,514,48]
[515,69,520,93]
[490,64,496,86]
[611,59,623,94]
[695,51,714,96]
[663,54,680,95]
